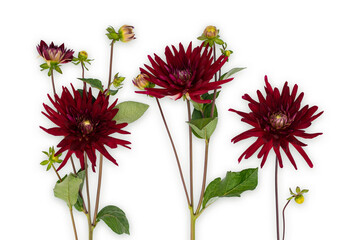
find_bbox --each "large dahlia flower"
[37,40,74,66]
[41,86,131,171]
[138,42,232,103]
[230,76,323,169]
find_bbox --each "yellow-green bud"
[133,74,154,90]
[295,195,304,204]
[78,51,88,61]
[224,50,231,57]
[203,25,218,39]
[119,25,135,42]
[113,75,125,88]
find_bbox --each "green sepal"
[78,78,104,92]
[187,117,218,140]
[47,69,51,76]
[202,168,258,209]
[54,65,62,74]
[214,38,224,45]
[46,164,52,171]
[197,36,207,41]
[40,63,49,69]
[301,189,309,194]
[296,186,301,194]
[113,101,149,124]
[96,205,130,235]
[220,68,246,80]
[40,160,49,165]
[53,173,83,207]
[287,196,295,201]
[108,89,120,96]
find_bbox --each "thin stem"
[195,139,210,214]
[275,157,280,240]
[282,199,291,240]
[81,62,87,91]
[85,154,92,226]
[93,154,103,225]
[155,98,191,206]
[50,69,56,96]
[51,164,62,181]
[69,207,79,240]
[70,156,77,174]
[187,99,194,208]
[107,40,115,89]
[210,45,218,117]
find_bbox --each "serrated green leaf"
[188,117,218,140]
[220,68,246,80]
[40,160,49,165]
[96,205,129,235]
[202,168,258,209]
[78,78,104,92]
[53,173,83,207]
[113,101,149,124]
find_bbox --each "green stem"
[81,62,87,91]
[86,213,93,240]
[51,164,62,182]
[107,40,115,89]
[84,154,92,236]
[190,209,196,240]
[210,45,218,117]
[282,199,291,240]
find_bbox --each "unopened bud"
[119,25,135,42]
[133,74,154,90]
[78,51,88,61]
[203,25,218,39]
[295,195,305,204]
[113,73,125,88]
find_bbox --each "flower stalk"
[275,157,280,240]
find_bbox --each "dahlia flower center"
[80,119,94,135]
[175,69,191,83]
[270,112,289,130]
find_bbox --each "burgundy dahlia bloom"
[230,76,323,169]
[137,42,232,103]
[37,40,74,66]
[41,85,131,171]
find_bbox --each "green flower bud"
[78,51,88,61]
[295,195,305,204]
[113,73,125,88]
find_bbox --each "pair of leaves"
[202,168,258,209]
[96,205,130,235]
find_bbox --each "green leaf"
[46,164,51,171]
[53,173,83,207]
[191,100,203,112]
[74,195,84,212]
[74,170,85,212]
[40,63,49,69]
[296,186,301,194]
[55,65,62,74]
[113,101,149,124]
[40,160,49,165]
[78,78,104,92]
[301,189,309,193]
[108,89,120,96]
[214,38,224,45]
[202,168,258,208]
[197,36,207,41]
[220,67,246,80]
[188,117,218,140]
[96,205,129,235]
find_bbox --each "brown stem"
[187,99,194,208]
[282,199,291,240]
[69,207,79,240]
[51,164,62,182]
[84,154,92,225]
[81,62,87,91]
[70,156,77,174]
[155,98,191,206]
[195,139,210,214]
[275,157,280,240]
[210,45,218,117]
[92,154,103,225]
[50,69,56,96]
[107,40,115,89]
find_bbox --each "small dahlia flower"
[138,42,231,103]
[230,76,323,169]
[119,25,135,42]
[37,40,74,66]
[41,85,131,171]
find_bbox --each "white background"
[1,0,359,239]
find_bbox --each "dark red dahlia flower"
[230,76,323,169]
[137,42,232,103]
[41,85,131,171]
[37,40,74,66]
